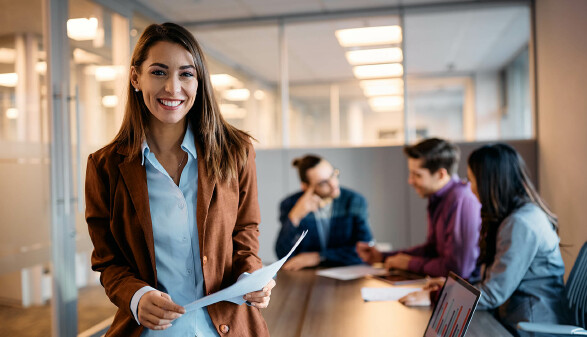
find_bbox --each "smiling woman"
[130,41,198,127]
[85,23,273,337]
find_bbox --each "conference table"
[262,269,513,337]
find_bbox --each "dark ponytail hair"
[292,154,322,184]
[468,143,557,268]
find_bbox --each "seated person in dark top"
[357,138,481,278]
[399,143,568,336]
[275,154,373,271]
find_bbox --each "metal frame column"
[279,20,290,148]
[46,0,78,335]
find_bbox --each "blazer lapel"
[195,142,216,253]
[117,148,157,277]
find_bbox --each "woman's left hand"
[243,278,276,309]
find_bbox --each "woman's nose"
[165,76,181,93]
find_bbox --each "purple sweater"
[391,176,481,278]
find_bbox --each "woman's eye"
[181,72,194,77]
[151,70,165,76]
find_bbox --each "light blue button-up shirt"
[129,126,218,336]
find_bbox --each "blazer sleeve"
[85,154,150,316]
[231,144,263,279]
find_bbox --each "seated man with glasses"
[276,154,373,271]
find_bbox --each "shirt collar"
[141,139,149,166]
[430,174,460,201]
[181,123,197,160]
[141,123,197,166]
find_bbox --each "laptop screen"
[424,272,481,337]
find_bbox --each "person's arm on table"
[397,197,480,278]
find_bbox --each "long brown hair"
[468,143,558,268]
[111,22,251,182]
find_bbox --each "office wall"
[535,0,587,274]
[255,140,536,263]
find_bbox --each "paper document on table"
[361,286,423,302]
[316,265,388,281]
[184,230,308,312]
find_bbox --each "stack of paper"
[361,287,423,302]
[316,265,388,281]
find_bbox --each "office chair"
[517,241,587,335]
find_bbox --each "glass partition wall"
[187,2,531,148]
[404,5,532,142]
[0,0,137,335]
[0,0,51,312]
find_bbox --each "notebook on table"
[424,271,482,337]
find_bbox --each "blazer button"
[219,324,229,333]
[202,256,208,265]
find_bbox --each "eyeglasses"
[316,168,340,190]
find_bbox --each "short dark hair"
[292,154,323,184]
[403,138,460,175]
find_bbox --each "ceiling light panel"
[345,47,403,65]
[369,95,404,112]
[67,18,98,41]
[353,63,403,79]
[222,88,250,101]
[0,73,18,87]
[360,78,404,96]
[335,25,402,47]
[211,74,242,89]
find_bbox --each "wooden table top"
[262,269,513,337]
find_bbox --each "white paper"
[361,286,423,302]
[316,264,388,281]
[184,230,308,312]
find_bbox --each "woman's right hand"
[138,290,185,330]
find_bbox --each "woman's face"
[467,166,479,201]
[131,41,198,127]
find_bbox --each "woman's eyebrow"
[148,63,195,70]
[149,62,168,68]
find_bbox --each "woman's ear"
[130,66,140,90]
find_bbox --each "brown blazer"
[85,140,269,336]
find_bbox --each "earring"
[134,88,139,92]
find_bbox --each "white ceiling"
[184,3,529,88]
[135,0,469,23]
[0,0,530,88]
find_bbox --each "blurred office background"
[0,0,585,335]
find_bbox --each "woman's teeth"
[159,99,182,107]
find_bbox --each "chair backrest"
[565,241,587,328]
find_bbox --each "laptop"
[423,271,482,337]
